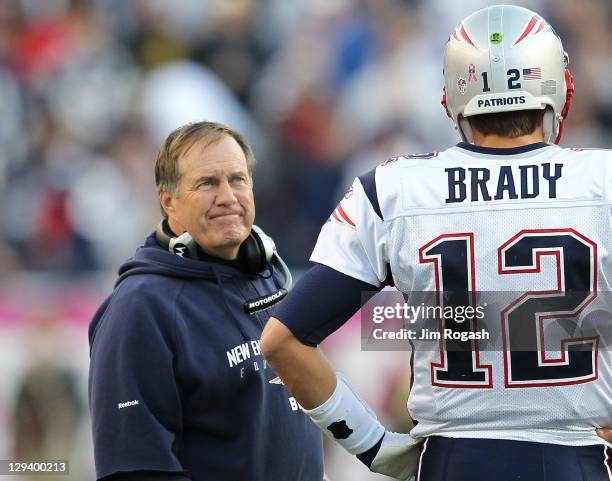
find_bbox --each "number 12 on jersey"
[419,229,598,389]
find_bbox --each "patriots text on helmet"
[477,96,526,108]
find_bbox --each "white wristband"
[303,373,384,455]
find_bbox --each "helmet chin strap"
[458,117,474,143]
[443,89,473,144]
[542,108,556,144]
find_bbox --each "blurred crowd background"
[0,0,610,479]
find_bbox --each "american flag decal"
[523,68,541,80]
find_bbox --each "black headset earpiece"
[239,226,274,275]
[241,225,293,314]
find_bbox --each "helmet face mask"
[442,5,572,144]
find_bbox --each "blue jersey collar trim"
[456,142,550,155]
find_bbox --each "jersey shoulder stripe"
[357,168,383,221]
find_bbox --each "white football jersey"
[311,142,612,447]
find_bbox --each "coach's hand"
[597,427,612,443]
[359,431,423,481]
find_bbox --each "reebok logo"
[118,400,139,409]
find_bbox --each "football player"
[262,5,612,481]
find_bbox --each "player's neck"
[472,128,545,148]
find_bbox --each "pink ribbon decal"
[468,64,477,83]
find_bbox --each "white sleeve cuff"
[303,373,384,455]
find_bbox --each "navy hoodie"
[89,234,323,481]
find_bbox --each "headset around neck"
[154,220,292,313]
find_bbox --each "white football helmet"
[442,5,574,144]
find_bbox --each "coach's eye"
[232,175,249,185]
[197,179,213,188]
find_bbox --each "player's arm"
[261,318,334,409]
[261,265,420,480]
[597,428,612,442]
[263,173,383,410]
[262,173,422,480]
[262,263,376,408]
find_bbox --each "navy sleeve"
[273,264,381,346]
[89,280,187,480]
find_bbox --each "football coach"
[88,121,324,481]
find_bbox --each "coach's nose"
[216,179,238,206]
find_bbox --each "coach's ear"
[596,427,612,442]
[160,190,176,216]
